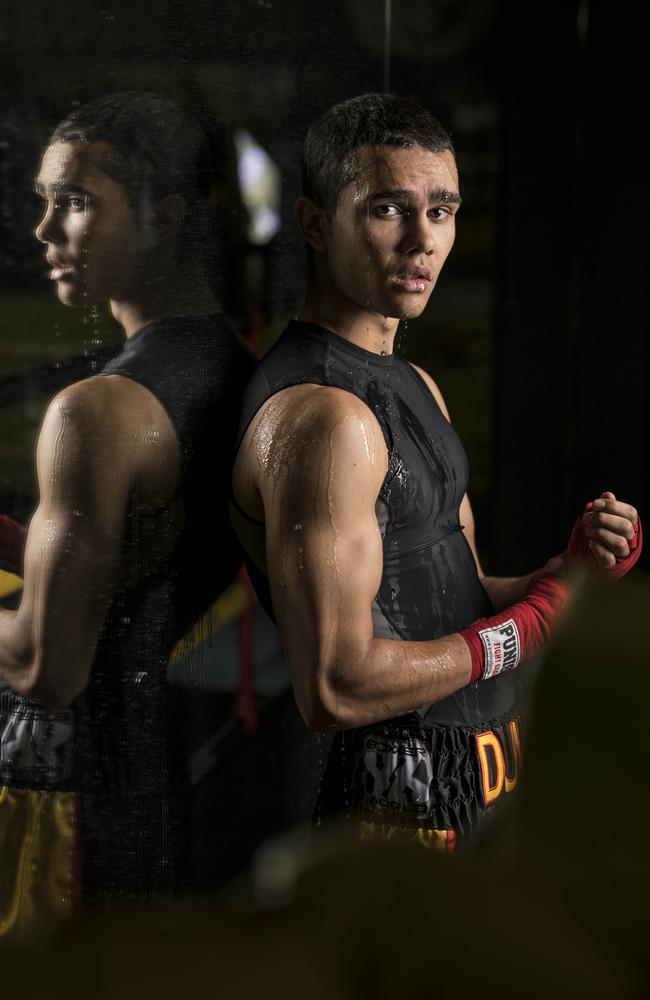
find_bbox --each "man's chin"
[392,300,430,321]
[55,283,95,308]
[384,289,433,321]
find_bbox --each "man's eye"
[54,196,86,211]
[430,206,452,220]
[375,204,400,217]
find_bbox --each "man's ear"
[295,196,329,254]
[156,193,186,239]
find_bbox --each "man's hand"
[567,491,641,576]
[0,515,27,575]
[583,492,638,566]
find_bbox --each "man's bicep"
[27,392,130,584]
[36,389,131,526]
[17,391,132,703]
[262,406,385,718]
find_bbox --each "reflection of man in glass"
[232,94,640,848]
[0,92,254,925]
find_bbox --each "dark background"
[1,0,648,887]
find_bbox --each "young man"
[0,92,254,922]
[232,94,640,848]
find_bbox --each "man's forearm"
[480,573,538,612]
[0,607,33,696]
[295,573,566,733]
[295,630,473,732]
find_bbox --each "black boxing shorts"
[314,712,522,851]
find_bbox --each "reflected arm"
[0,382,132,708]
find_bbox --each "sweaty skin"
[237,382,473,730]
[233,142,637,733]
[0,376,180,707]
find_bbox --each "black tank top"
[233,319,516,728]
[101,312,256,628]
[77,312,255,902]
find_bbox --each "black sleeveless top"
[233,319,516,728]
[76,312,255,902]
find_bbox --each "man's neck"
[111,268,218,339]
[298,280,399,356]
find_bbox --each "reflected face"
[324,144,460,320]
[34,141,147,307]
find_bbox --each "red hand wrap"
[460,574,569,683]
[567,510,642,581]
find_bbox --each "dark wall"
[492,0,649,572]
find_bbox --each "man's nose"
[35,204,62,245]
[401,212,435,256]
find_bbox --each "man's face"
[35,141,149,307]
[323,144,460,320]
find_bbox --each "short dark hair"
[302,93,455,217]
[51,92,211,256]
[51,91,207,204]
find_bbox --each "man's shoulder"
[407,361,436,393]
[245,383,386,503]
[54,372,149,410]
[47,376,117,422]
[255,384,388,481]
[407,362,451,422]
[45,375,165,443]
[267,382,381,433]
[39,374,181,502]
[36,379,133,484]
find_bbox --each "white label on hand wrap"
[478,619,521,679]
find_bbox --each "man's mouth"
[392,269,432,293]
[46,257,75,281]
